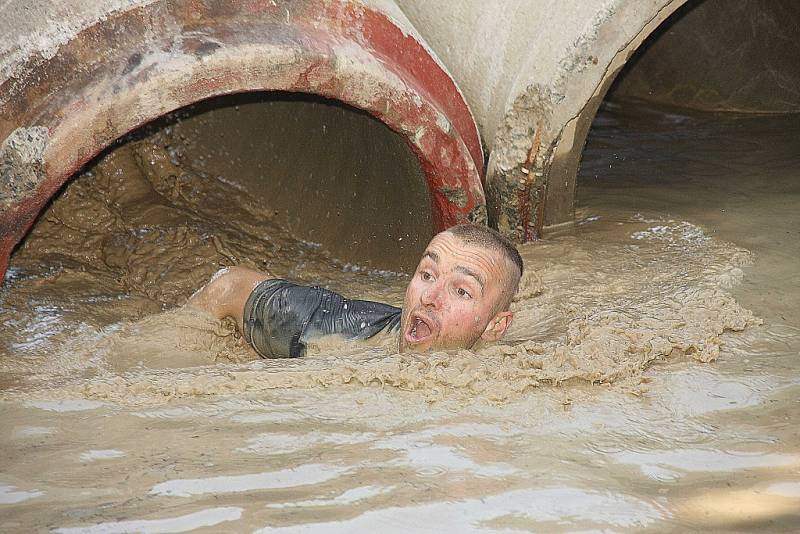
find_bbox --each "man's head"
[399,223,523,353]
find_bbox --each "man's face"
[399,232,513,353]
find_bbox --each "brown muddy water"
[1,98,799,532]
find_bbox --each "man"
[188,223,523,357]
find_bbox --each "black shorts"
[243,279,402,358]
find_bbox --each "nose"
[421,279,445,309]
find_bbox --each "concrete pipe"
[0,0,486,280]
[396,0,689,240]
[395,0,800,240]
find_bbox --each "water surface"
[1,100,798,532]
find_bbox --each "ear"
[480,311,513,342]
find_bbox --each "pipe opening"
[0,0,487,280]
[11,91,434,298]
[578,0,800,197]
[608,0,800,113]
[555,0,800,230]
[577,0,800,322]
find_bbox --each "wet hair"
[445,223,524,307]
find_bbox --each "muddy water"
[1,99,798,532]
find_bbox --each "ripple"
[415,466,447,478]
[13,426,56,437]
[79,449,126,462]
[254,487,665,532]
[374,436,518,478]
[0,484,43,504]
[53,506,242,533]
[610,448,800,480]
[266,485,395,508]
[236,431,376,455]
[149,464,351,497]
[585,438,626,455]
[766,482,800,498]
[655,369,768,417]
[26,400,107,412]
[766,324,800,339]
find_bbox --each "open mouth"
[405,312,435,344]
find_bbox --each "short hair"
[445,223,523,308]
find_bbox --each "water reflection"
[609,449,799,481]
[53,507,243,533]
[254,487,666,532]
[0,485,43,505]
[149,464,351,497]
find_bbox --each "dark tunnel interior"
[608,0,800,113]
[17,92,435,278]
[160,93,434,273]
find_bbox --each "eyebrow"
[423,251,439,263]
[455,266,485,292]
[421,251,485,293]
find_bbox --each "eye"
[420,271,433,281]
[456,287,472,299]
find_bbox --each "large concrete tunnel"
[578,0,800,209]
[0,0,485,278]
[2,0,799,279]
[397,0,800,239]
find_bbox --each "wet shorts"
[243,279,402,358]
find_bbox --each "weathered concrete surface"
[0,0,485,280]
[610,0,800,113]
[4,0,797,264]
[0,127,49,210]
[395,0,688,239]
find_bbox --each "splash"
[0,124,759,406]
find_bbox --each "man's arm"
[187,266,272,333]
